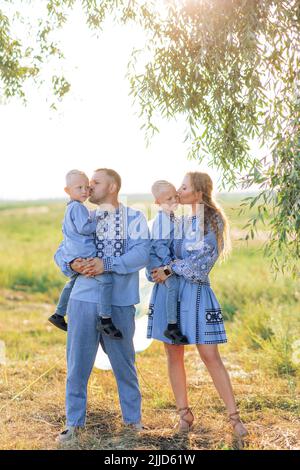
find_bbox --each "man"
[54,168,150,442]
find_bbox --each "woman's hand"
[151,267,169,283]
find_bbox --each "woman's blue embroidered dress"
[147,212,227,345]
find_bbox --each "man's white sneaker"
[57,426,80,443]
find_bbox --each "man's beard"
[89,193,110,206]
[88,194,101,204]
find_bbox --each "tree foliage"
[1,0,299,275]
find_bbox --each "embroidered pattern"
[195,285,201,343]
[103,257,113,272]
[95,205,127,258]
[204,339,227,344]
[205,308,224,325]
[205,331,226,335]
[171,215,219,283]
[194,280,210,286]
[147,304,154,338]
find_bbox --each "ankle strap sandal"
[228,411,248,438]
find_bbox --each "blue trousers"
[55,275,78,316]
[66,299,141,427]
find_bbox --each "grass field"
[0,195,299,450]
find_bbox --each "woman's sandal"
[228,411,248,438]
[176,407,194,432]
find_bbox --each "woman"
[147,172,248,438]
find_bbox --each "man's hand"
[81,258,105,277]
[151,267,169,283]
[70,258,93,274]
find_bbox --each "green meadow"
[0,195,299,450]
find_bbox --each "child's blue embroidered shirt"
[63,200,98,260]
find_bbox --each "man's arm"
[54,241,91,277]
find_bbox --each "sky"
[0,4,256,201]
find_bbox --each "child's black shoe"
[48,314,68,332]
[96,318,123,340]
[164,325,189,345]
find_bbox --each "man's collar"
[96,202,123,216]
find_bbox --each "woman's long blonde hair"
[187,172,231,260]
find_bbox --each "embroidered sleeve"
[171,240,219,282]
[103,257,113,273]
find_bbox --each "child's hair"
[187,172,231,260]
[65,169,88,186]
[151,180,174,198]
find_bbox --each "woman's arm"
[170,242,219,282]
[154,213,225,283]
